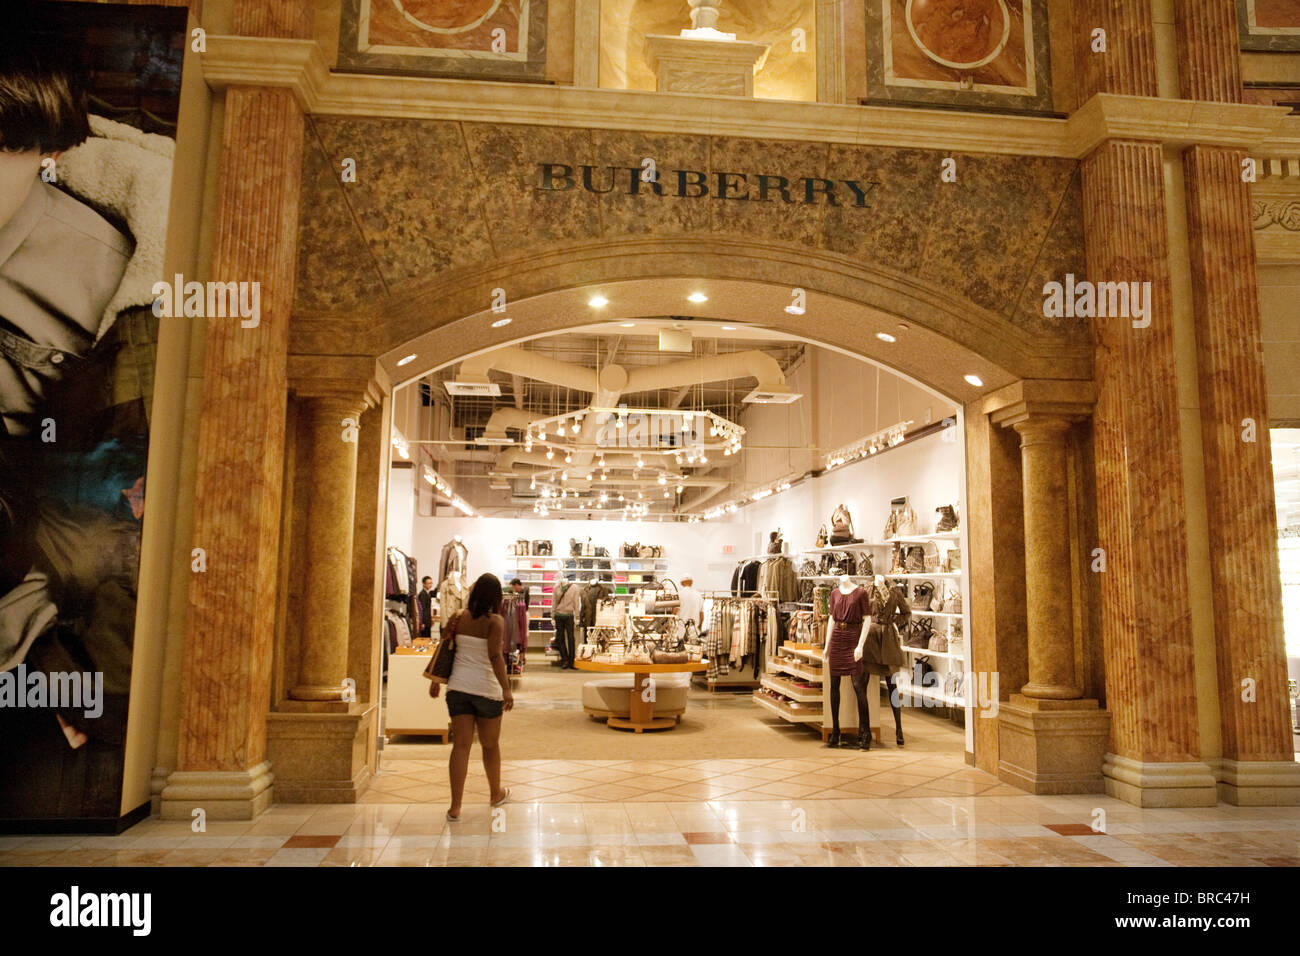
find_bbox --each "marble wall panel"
[294,120,1089,347]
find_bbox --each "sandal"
[446,809,460,821]
[491,788,512,808]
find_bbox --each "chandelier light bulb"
[546,449,554,460]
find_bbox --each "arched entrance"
[266,237,1105,805]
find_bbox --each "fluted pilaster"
[1071,0,1158,102]
[233,0,313,39]
[1184,145,1292,763]
[177,87,304,774]
[1173,0,1243,103]
[1081,140,1200,764]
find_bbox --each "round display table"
[574,660,707,732]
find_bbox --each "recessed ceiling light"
[589,294,609,308]
[721,325,737,331]
[620,322,636,328]
[491,317,512,328]
[964,374,984,387]
[876,332,896,343]
[784,305,805,316]
[396,354,417,367]
[688,292,708,303]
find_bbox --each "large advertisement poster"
[0,2,186,826]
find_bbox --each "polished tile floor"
[4,752,1299,867]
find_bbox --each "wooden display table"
[574,660,707,733]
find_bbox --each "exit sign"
[721,544,734,554]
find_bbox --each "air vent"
[742,385,802,404]
[488,477,512,490]
[445,380,502,397]
[474,434,514,446]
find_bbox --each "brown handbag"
[815,524,828,548]
[423,611,460,687]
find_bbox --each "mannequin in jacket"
[865,574,906,747]
[438,535,468,590]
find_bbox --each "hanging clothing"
[579,581,612,629]
[438,539,468,587]
[739,561,760,595]
[756,556,798,603]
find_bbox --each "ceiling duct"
[658,328,693,353]
[444,380,501,397]
[476,407,538,445]
[742,384,801,404]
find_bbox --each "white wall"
[741,427,963,550]
[386,428,965,587]
[401,513,753,592]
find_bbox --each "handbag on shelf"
[533,539,552,556]
[905,619,932,649]
[622,542,639,558]
[652,649,688,664]
[570,538,583,557]
[684,642,704,662]
[886,504,918,539]
[515,538,531,556]
[903,544,926,573]
[829,504,856,544]
[815,524,828,549]
[923,544,941,571]
[910,581,936,611]
[945,546,962,573]
[930,630,949,653]
[422,611,460,687]
[889,543,905,575]
[943,588,962,614]
[639,544,662,558]
[948,622,964,652]
[936,504,959,533]
[576,643,597,661]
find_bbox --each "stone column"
[1176,2,1300,803]
[290,394,367,700]
[988,386,1110,795]
[1014,415,1082,700]
[267,364,382,803]
[162,0,313,821]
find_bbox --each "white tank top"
[446,614,503,700]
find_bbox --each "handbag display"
[622,542,639,558]
[516,537,531,556]
[624,635,652,665]
[945,546,962,572]
[576,643,597,661]
[652,649,688,664]
[943,587,962,614]
[903,544,926,573]
[422,611,460,686]
[595,599,623,627]
[889,543,904,575]
[885,503,918,539]
[570,537,583,557]
[533,539,552,556]
[767,530,784,554]
[829,504,856,544]
[905,619,933,649]
[910,581,935,611]
[815,524,828,549]
[936,504,959,533]
[930,630,949,653]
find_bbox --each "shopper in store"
[416,576,434,637]
[435,572,514,820]
[509,577,530,607]
[677,576,704,632]
[552,574,582,669]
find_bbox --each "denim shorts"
[445,689,504,719]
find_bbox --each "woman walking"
[433,573,514,819]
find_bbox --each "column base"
[1213,758,1300,806]
[160,761,275,821]
[997,695,1111,794]
[266,704,376,803]
[1102,753,1218,807]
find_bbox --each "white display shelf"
[752,690,822,723]
[900,645,963,661]
[761,674,823,704]
[779,646,824,663]
[910,609,962,619]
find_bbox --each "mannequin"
[825,574,873,749]
[861,574,907,747]
[439,569,468,621]
[438,536,469,588]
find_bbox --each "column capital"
[289,355,389,411]
[985,379,1095,430]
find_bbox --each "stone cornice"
[200,36,1298,159]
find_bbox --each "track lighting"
[546,449,554,460]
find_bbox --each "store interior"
[379,320,974,763]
